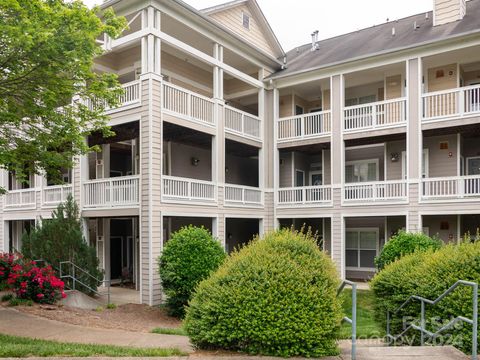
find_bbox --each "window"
[242,12,250,29]
[346,228,378,270]
[295,105,304,115]
[310,171,323,186]
[345,159,378,183]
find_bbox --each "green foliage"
[184,228,342,357]
[371,241,480,354]
[0,0,127,188]
[151,327,187,336]
[106,303,117,310]
[22,196,102,294]
[375,231,442,269]
[158,226,225,318]
[1,293,14,302]
[0,334,186,357]
[8,298,33,307]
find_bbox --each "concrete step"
[341,345,469,360]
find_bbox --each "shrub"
[184,229,342,357]
[8,261,66,304]
[22,195,102,293]
[375,231,442,270]
[371,241,480,354]
[0,253,23,287]
[158,226,225,318]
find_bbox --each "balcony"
[83,80,141,112]
[4,189,37,210]
[422,84,480,121]
[42,185,73,207]
[422,175,480,200]
[225,106,261,141]
[344,180,407,203]
[162,175,216,203]
[277,110,331,142]
[82,176,139,209]
[162,82,215,127]
[277,186,332,207]
[224,184,263,206]
[344,98,407,132]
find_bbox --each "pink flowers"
[1,254,67,305]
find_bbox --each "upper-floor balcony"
[277,110,331,143]
[4,188,37,210]
[83,80,141,113]
[162,175,216,203]
[343,180,408,203]
[83,175,140,209]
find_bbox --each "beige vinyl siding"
[434,0,466,26]
[386,140,406,180]
[423,215,458,243]
[427,63,457,92]
[323,150,331,185]
[166,142,212,181]
[208,4,276,57]
[423,134,458,178]
[322,90,331,110]
[279,94,293,118]
[385,75,402,99]
[279,153,293,188]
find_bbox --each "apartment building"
[1,0,480,304]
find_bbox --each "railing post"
[459,89,465,116]
[300,115,305,138]
[372,104,377,128]
[72,264,76,291]
[459,177,465,198]
[420,300,425,345]
[472,283,478,360]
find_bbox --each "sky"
[82,0,433,51]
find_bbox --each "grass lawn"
[339,289,384,339]
[151,327,187,336]
[0,334,186,358]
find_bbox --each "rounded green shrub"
[375,231,442,270]
[158,225,225,318]
[184,228,342,357]
[371,241,480,354]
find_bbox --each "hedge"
[184,228,342,357]
[158,225,226,317]
[375,231,442,270]
[371,241,480,354]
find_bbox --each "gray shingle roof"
[270,0,480,79]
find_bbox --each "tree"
[22,195,102,293]
[0,0,127,190]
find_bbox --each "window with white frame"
[345,159,378,183]
[346,228,378,270]
[242,12,250,29]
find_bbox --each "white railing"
[162,176,216,202]
[162,82,215,126]
[277,110,331,141]
[83,80,140,111]
[4,189,37,209]
[344,98,406,131]
[83,175,139,208]
[43,185,73,206]
[224,184,263,205]
[422,175,480,199]
[277,186,332,205]
[422,84,480,120]
[344,180,407,202]
[225,106,261,140]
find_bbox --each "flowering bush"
[0,253,24,286]
[7,262,66,304]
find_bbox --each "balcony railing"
[162,82,215,126]
[344,98,406,131]
[422,175,480,199]
[82,175,139,208]
[43,185,73,207]
[277,110,331,142]
[4,189,37,209]
[344,180,407,202]
[162,175,216,202]
[422,84,480,121]
[225,106,261,140]
[277,185,332,205]
[224,184,263,205]
[83,80,140,111]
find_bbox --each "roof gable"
[202,0,284,59]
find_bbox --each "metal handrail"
[338,280,357,360]
[59,261,111,304]
[386,280,478,360]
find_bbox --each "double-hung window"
[346,228,378,271]
[345,159,378,183]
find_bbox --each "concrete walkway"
[0,307,192,353]
[0,307,470,359]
